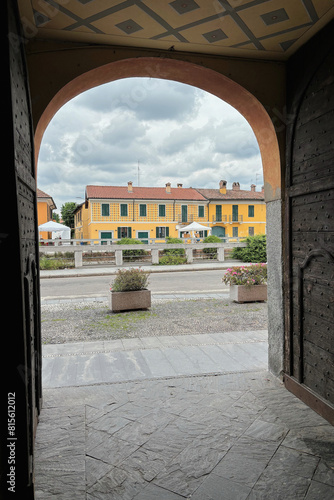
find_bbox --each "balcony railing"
[211,215,243,223]
[212,215,227,223]
[229,215,243,223]
[177,214,194,224]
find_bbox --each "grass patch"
[87,309,157,332]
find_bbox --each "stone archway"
[34,57,284,376]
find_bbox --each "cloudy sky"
[37,77,263,213]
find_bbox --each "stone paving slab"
[42,330,268,388]
[34,371,334,500]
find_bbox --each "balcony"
[229,215,243,223]
[177,214,194,224]
[212,215,227,223]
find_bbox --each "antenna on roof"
[137,160,140,186]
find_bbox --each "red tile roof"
[37,188,52,198]
[196,188,265,201]
[85,185,206,201]
[37,188,57,208]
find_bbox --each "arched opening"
[33,57,286,499]
[35,57,283,378]
[34,58,281,203]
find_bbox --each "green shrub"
[231,234,267,263]
[39,255,74,270]
[163,237,185,256]
[117,238,148,258]
[202,235,221,259]
[158,255,187,265]
[111,268,150,292]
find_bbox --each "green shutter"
[156,227,159,238]
[102,203,109,216]
[198,206,204,217]
[216,205,222,221]
[117,227,121,239]
[166,227,169,237]
[182,205,187,222]
[232,205,238,222]
[120,204,128,216]
[159,205,165,217]
[140,204,146,216]
[128,227,132,238]
[248,205,254,217]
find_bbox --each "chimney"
[219,180,227,194]
[177,183,183,188]
[127,181,133,193]
[250,184,256,192]
[232,182,240,191]
[166,182,171,193]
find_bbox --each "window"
[139,204,147,217]
[156,227,169,238]
[159,204,166,217]
[198,205,204,218]
[232,205,238,222]
[120,204,128,216]
[117,227,132,238]
[216,205,222,222]
[249,227,254,236]
[248,205,255,217]
[233,227,238,237]
[101,203,110,216]
[100,231,112,244]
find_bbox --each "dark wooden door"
[1,1,41,497]
[284,36,334,424]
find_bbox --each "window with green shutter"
[139,204,147,217]
[156,227,169,238]
[198,206,204,217]
[216,205,222,222]
[120,204,128,216]
[101,203,110,216]
[248,205,254,217]
[117,227,132,238]
[159,204,166,217]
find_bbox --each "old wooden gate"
[1,1,42,497]
[284,31,334,424]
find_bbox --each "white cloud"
[37,78,263,212]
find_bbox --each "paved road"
[40,269,229,298]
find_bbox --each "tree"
[61,202,77,228]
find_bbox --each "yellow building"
[37,188,57,240]
[74,180,266,241]
[78,182,208,242]
[197,180,266,239]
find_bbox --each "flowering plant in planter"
[222,263,267,288]
[111,268,150,292]
[109,268,151,312]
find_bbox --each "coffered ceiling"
[18,0,334,60]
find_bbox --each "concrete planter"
[109,289,151,312]
[229,284,267,303]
